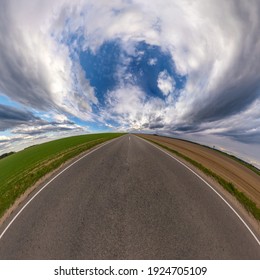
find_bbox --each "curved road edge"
[0,133,259,253]
[0,136,122,236]
[136,135,260,247]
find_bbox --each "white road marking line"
[0,137,120,240]
[138,136,260,247]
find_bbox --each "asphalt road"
[0,135,259,259]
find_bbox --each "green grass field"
[0,133,124,219]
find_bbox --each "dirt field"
[137,134,260,208]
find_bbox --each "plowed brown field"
[137,134,260,208]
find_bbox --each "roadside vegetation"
[0,152,15,160]
[161,135,260,176]
[146,139,260,221]
[0,133,123,219]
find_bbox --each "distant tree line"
[0,152,15,160]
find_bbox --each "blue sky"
[79,40,186,107]
[0,0,260,167]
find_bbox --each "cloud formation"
[157,70,175,96]
[0,0,260,164]
[0,0,97,121]
[0,104,40,130]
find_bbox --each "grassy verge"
[0,133,124,219]
[145,138,260,221]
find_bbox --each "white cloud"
[105,84,167,130]
[0,135,10,142]
[11,122,82,135]
[0,120,87,154]
[0,0,260,164]
[2,0,260,126]
[148,58,157,66]
[56,0,260,129]
[0,0,97,121]
[52,113,69,123]
[157,70,175,96]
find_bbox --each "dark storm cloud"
[190,79,260,124]
[0,103,82,137]
[0,1,99,122]
[217,129,260,144]
[145,116,165,129]
[0,104,40,130]
[173,124,201,133]
[12,121,82,136]
[0,2,54,111]
[149,123,165,129]
[182,0,260,127]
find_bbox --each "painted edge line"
[137,136,260,247]
[0,137,120,240]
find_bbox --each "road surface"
[138,134,260,207]
[0,135,259,259]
